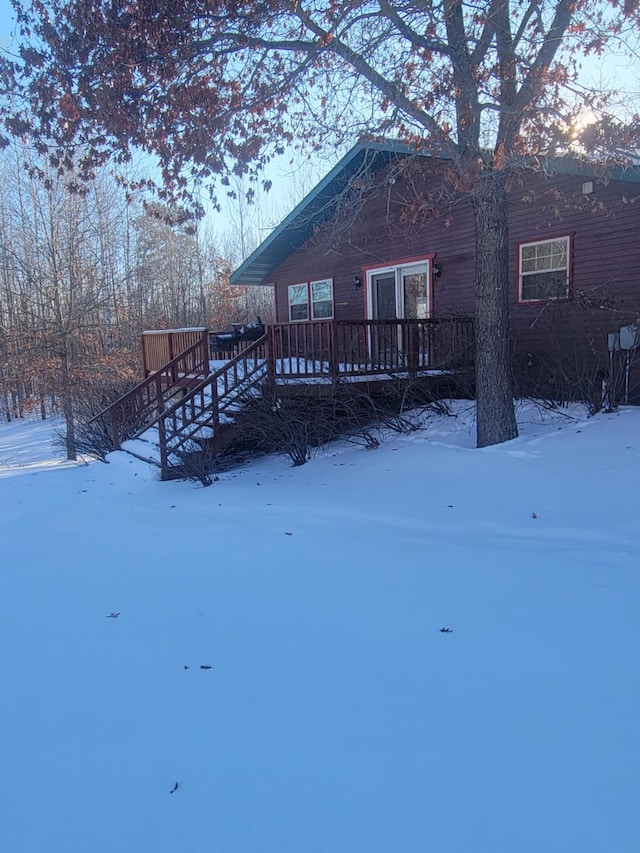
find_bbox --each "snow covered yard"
[0,403,638,853]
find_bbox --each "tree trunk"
[60,348,77,461]
[472,171,518,448]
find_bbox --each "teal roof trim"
[230,141,411,286]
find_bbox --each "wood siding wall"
[265,160,640,393]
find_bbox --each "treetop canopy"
[0,0,638,203]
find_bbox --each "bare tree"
[0,142,139,446]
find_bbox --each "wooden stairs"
[95,331,269,479]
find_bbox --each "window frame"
[310,278,334,320]
[362,254,435,320]
[287,283,310,322]
[517,235,572,304]
[287,278,334,322]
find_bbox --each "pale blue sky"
[0,0,14,48]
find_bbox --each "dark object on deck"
[210,317,265,353]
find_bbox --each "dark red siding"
[264,160,640,394]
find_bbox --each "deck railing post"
[407,320,418,376]
[424,320,432,369]
[155,372,164,418]
[211,376,220,429]
[142,335,149,378]
[329,321,338,381]
[168,333,177,384]
[201,329,210,376]
[266,325,277,383]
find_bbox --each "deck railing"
[97,330,210,449]
[142,328,209,376]
[268,317,474,379]
[100,318,473,473]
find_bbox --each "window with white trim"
[519,236,570,302]
[288,284,309,321]
[310,279,333,319]
[287,279,334,321]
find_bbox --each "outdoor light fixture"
[354,275,362,289]
[433,263,442,278]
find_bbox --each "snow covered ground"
[0,402,638,853]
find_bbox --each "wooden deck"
[103,318,474,477]
[142,318,475,379]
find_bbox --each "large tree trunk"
[472,171,518,448]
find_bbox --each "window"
[310,279,333,319]
[287,279,334,321]
[288,284,309,322]
[519,236,571,302]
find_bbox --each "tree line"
[0,141,273,448]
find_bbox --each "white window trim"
[518,236,571,303]
[365,259,432,320]
[287,279,334,322]
[310,278,334,320]
[288,283,310,322]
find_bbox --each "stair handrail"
[158,333,268,425]
[91,331,210,448]
[156,334,269,474]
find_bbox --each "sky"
[1,401,639,852]
[0,0,14,48]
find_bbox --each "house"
[101,141,640,479]
[230,140,640,403]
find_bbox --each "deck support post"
[110,407,121,450]
[158,417,169,480]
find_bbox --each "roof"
[231,141,640,287]
[230,140,412,286]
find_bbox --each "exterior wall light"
[354,275,362,289]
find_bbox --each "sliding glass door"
[367,261,431,367]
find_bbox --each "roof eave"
[229,140,414,286]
